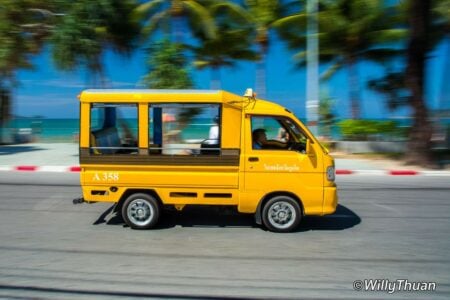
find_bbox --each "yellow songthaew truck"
[75,89,337,232]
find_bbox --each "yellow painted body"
[78,89,338,216]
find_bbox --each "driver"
[252,128,288,150]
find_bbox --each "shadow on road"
[94,205,257,229]
[297,204,361,232]
[94,204,360,232]
[0,283,258,300]
[157,206,257,229]
[0,145,46,155]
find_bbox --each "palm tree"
[50,0,140,86]
[142,39,194,89]
[368,0,448,166]
[432,0,450,111]
[367,71,409,111]
[0,0,55,143]
[190,2,259,89]
[135,0,216,43]
[275,0,406,119]
[403,0,433,165]
[242,0,284,99]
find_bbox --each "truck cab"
[77,89,337,232]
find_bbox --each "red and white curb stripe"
[0,165,449,176]
[0,166,81,173]
[336,169,450,176]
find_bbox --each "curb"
[0,166,81,173]
[335,169,450,176]
[1,166,450,176]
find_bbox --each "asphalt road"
[0,173,449,299]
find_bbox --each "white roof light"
[244,88,254,98]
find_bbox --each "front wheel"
[122,193,160,229]
[262,195,302,232]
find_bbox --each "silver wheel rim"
[127,199,154,227]
[268,201,296,229]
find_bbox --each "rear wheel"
[122,193,160,229]
[262,195,301,232]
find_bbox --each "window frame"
[89,102,139,155]
[250,114,309,152]
[148,103,223,156]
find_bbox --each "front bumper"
[323,186,338,215]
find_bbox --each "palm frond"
[362,48,405,63]
[320,61,343,81]
[184,0,216,39]
[272,13,307,28]
[141,10,170,38]
[210,2,251,23]
[245,0,281,27]
[293,50,306,61]
[193,60,210,69]
[134,0,165,19]
[367,29,408,44]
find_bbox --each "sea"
[1,118,217,143]
[3,118,80,143]
[2,116,448,144]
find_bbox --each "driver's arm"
[263,139,289,149]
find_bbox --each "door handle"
[248,157,259,162]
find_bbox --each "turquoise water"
[3,118,215,142]
[5,118,79,142]
[5,117,445,143]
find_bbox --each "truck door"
[243,115,324,215]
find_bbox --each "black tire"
[121,193,160,229]
[262,195,302,232]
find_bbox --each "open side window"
[149,103,221,155]
[90,103,138,154]
[250,115,307,153]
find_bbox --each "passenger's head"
[252,128,267,144]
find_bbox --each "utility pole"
[306,0,319,135]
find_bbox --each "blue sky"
[13,36,449,120]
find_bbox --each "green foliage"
[0,0,54,80]
[142,39,193,89]
[275,0,407,118]
[243,0,284,96]
[276,0,406,66]
[337,119,406,141]
[367,71,410,110]
[142,39,197,130]
[136,0,216,41]
[190,1,259,87]
[244,0,284,48]
[50,0,140,79]
[318,91,336,137]
[0,0,56,141]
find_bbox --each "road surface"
[0,173,449,299]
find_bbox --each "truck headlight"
[326,166,335,182]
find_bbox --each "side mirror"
[306,139,314,157]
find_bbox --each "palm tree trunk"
[404,0,433,166]
[256,43,267,99]
[173,15,183,44]
[346,56,360,119]
[211,67,221,90]
[0,86,11,144]
[88,57,106,88]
